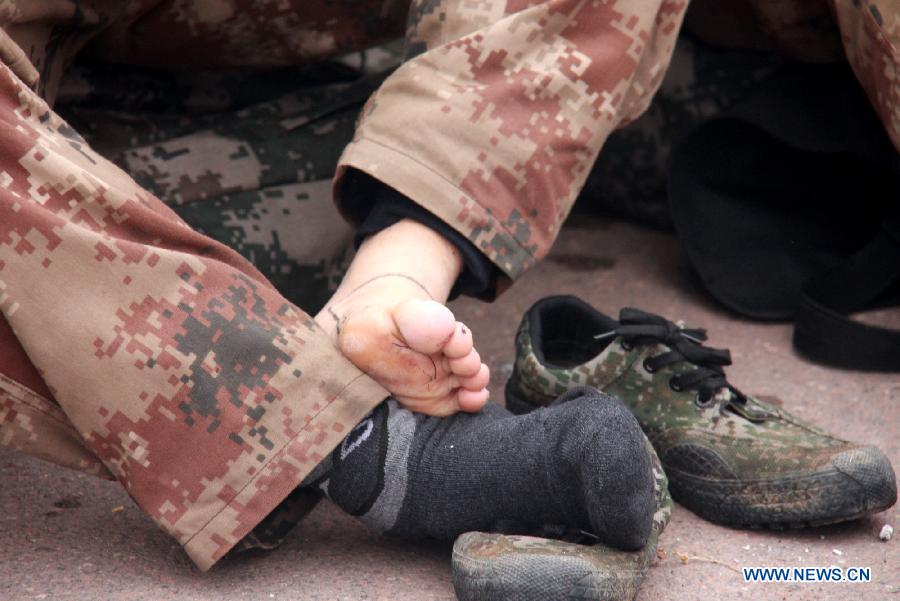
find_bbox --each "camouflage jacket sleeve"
[336,0,688,282]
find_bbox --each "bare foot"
[314,219,489,416]
[320,275,489,416]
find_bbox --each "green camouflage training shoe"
[505,295,897,528]
[452,437,672,601]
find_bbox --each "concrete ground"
[1,215,897,601]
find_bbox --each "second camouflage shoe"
[505,295,898,528]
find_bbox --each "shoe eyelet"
[642,358,656,373]
[695,393,713,408]
[668,378,682,393]
[620,340,633,351]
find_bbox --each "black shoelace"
[595,308,747,408]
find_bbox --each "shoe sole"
[506,381,898,528]
[452,532,652,601]
[666,445,897,529]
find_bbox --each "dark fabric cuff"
[345,169,501,300]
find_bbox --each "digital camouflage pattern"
[56,60,397,313]
[0,0,691,569]
[337,0,900,280]
[336,0,690,279]
[0,1,409,105]
[0,51,389,570]
[452,436,672,601]
[58,44,408,312]
[0,0,898,571]
[582,0,900,229]
[0,55,402,563]
[507,306,898,527]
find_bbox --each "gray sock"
[304,387,655,551]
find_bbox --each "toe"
[458,388,489,412]
[397,394,463,417]
[444,321,474,359]
[392,298,456,355]
[449,349,481,377]
[458,363,490,391]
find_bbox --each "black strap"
[794,210,900,371]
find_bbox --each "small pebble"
[832,549,842,556]
[880,524,893,542]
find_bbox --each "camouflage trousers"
[56,53,405,314]
[1,0,897,573]
[0,50,396,571]
[0,0,689,571]
[55,35,780,296]
[0,33,787,569]
[0,35,730,570]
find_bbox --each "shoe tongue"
[616,309,691,349]
[618,307,668,327]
